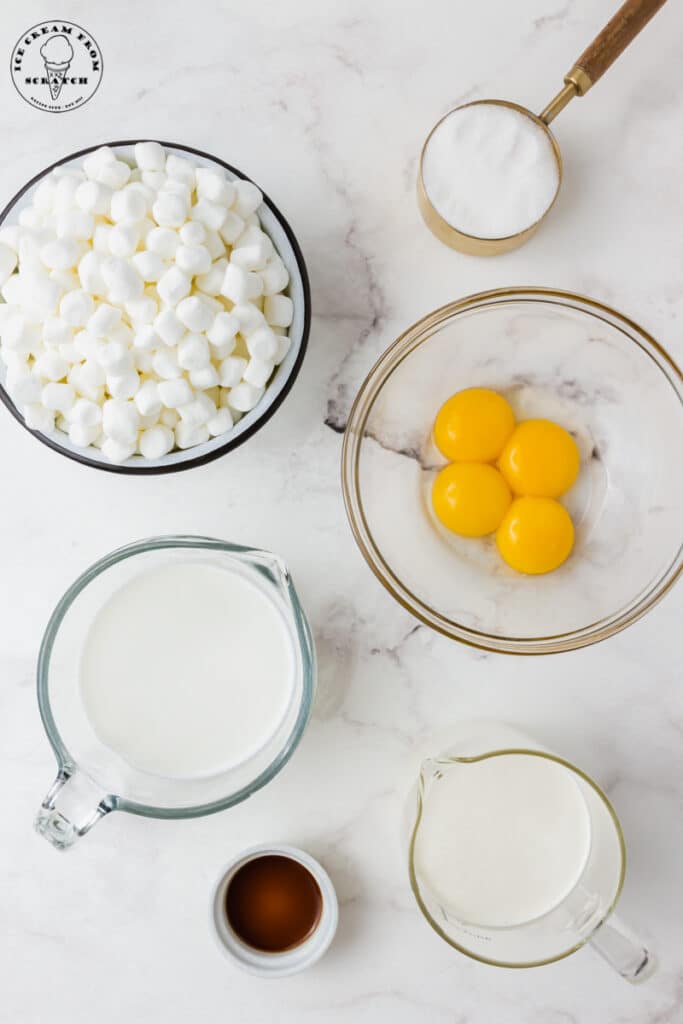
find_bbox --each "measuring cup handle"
[567,0,668,94]
[588,911,654,982]
[35,769,111,850]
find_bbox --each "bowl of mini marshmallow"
[0,141,310,472]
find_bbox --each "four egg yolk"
[431,390,579,575]
[432,463,511,538]
[433,388,515,463]
[498,419,579,498]
[496,497,575,575]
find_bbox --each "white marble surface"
[1,1,682,1021]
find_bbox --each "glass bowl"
[342,288,683,655]
[35,536,316,848]
[0,141,310,473]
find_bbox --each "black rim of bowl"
[0,139,312,474]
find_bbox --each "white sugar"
[422,104,560,239]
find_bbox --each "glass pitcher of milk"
[34,536,315,849]
[408,723,651,981]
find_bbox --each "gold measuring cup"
[418,0,668,256]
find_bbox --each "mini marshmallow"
[78,251,106,295]
[274,334,291,365]
[227,381,264,412]
[175,245,211,276]
[176,295,214,332]
[157,265,191,306]
[139,424,174,459]
[69,398,102,428]
[152,347,182,379]
[246,325,279,361]
[23,271,63,316]
[109,323,134,347]
[134,379,162,417]
[107,369,140,399]
[175,421,209,449]
[0,225,21,251]
[23,403,55,433]
[87,304,122,337]
[69,422,100,448]
[1,275,26,307]
[233,180,263,218]
[207,311,239,349]
[93,223,113,253]
[191,199,227,231]
[125,296,157,326]
[33,178,57,213]
[219,355,247,388]
[59,289,95,327]
[101,257,144,304]
[77,359,106,401]
[264,293,294,328]
[131,250,165,282]
[102,398,139,443]
[75,180,112,215]
[50,269,80,293]
[102,437,136,463]
[58,340,81,363]
[94,160,131,191]
[158,377,193,408]
[142,170,167,191]
[260,256,290,296]
[220,263,250,304]
[207,407,233,437]
[195,258,226,296]
[39,238,79,272]
[134,350,154,373]
[180,221,205,246]
[165,154,196,187]
[83,147,116,180]
[195,168,235,205]
[204,230,226,260]
[133,324,160,351]
[6,367,41,405]
[134,142,165,171]
[152,192,188,228]
[33,351,69,381]
[55,209,95,242]
[243,356,274,389]
[108,224,140,259]
[42,316,73,347]
[146,227,179,258]
[189,364,220,389]
[0,242,18,283]
[160,407,180,428]
[110,186,147,224]
[42,382,75,413]
[54,174,82,212]
[231,303,266,336]
[177,332,210,370]
[230,236,272,271]
[154,307,185,346]
[99,340,134,375]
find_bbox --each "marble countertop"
[2,1,682,1021]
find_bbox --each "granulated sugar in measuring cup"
[418,0,667,255]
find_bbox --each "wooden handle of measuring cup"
[567,0,667,94]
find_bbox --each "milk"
[414,753,591,928]
[80,561,295,778]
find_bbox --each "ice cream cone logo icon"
[40,35,74,101]
[11,20,103,113]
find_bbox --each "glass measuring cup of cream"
[34,536,315,849]
[408,723,652,981]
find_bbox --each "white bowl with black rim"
[0,140,311,474]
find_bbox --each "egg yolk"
[498,419,579,498]
[496,497,574,574]
[433,388,515,463]
[432,462,512,538]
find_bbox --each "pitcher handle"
[589,912,654,982]
[35,769,111,850]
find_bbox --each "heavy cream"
[414,752,591,927]
[79,560,295,778]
